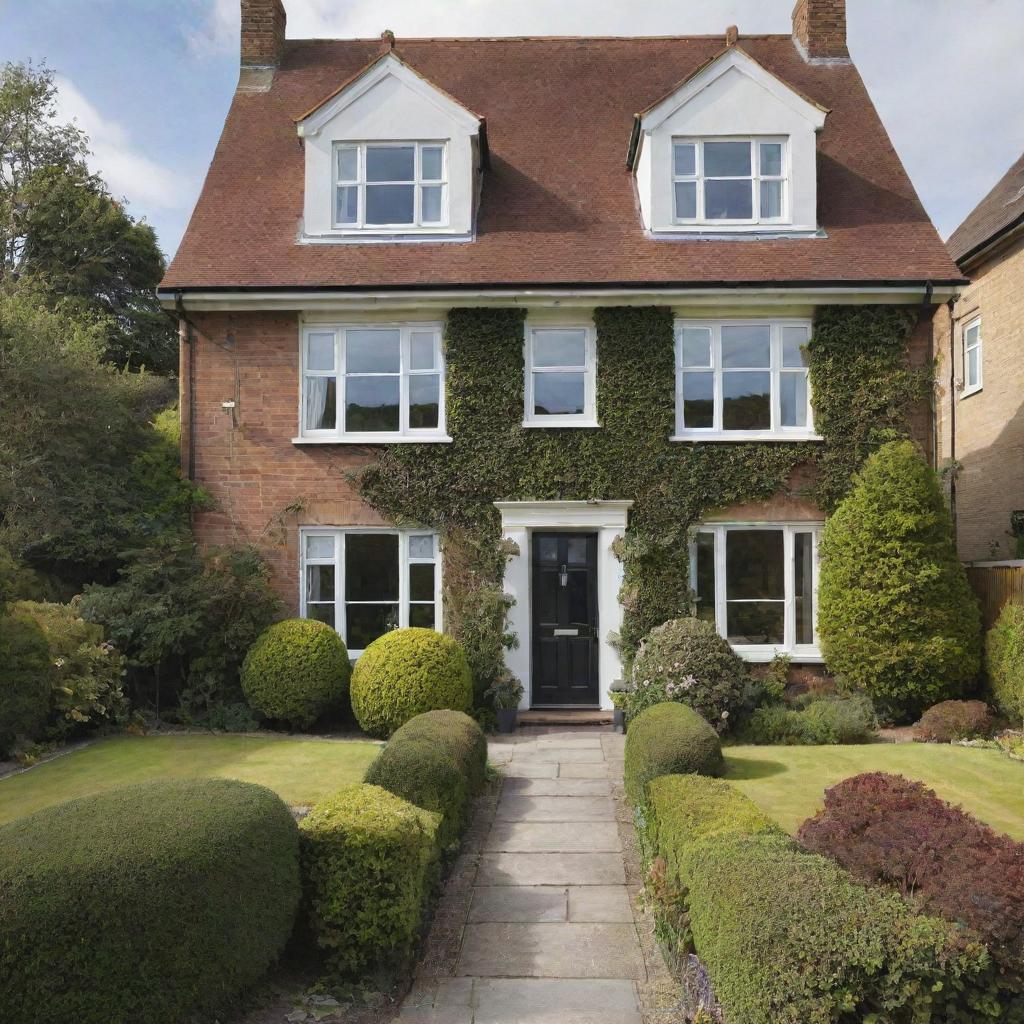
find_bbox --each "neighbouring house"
[934,150,1024,562]
[159,0,962,711]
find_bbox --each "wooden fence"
[966,561,1024,631]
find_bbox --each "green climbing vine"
[355,304,929,707]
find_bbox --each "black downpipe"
[947,296,957,535]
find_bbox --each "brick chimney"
[241,0,287,71]
[792,0,848,62]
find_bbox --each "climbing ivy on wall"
[356,304,928,705]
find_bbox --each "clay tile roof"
[162,35,962,292]
[947,149,1024,267]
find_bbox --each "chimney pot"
[792,0,848,61]
[725,25,739,46]
[240,0,287,70]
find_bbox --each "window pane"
[336,185,358,224]
[965,323,980,348]
[674,181,697,219]
[567,537,589,565]
[967,346,980,387]
[346,376,400,432]
[721,325,770,367]
[782,326,809,367]
[722,372,771,430]
[682,371,714,429]
[305,376,336,430]
[409,374,440,429]
[760,180,783,218]
[409,604,436,629]
[681,328,712,367]
[366,146,415,182]
[307,603,335,626]
[704,141,751,177]
[306,535,334,560]
[781,372,808,428]
[410,333,437,370]
[673,142,696,176]
[306,332,335,372]
[410,562,435,601]
[726,530,785,600]
[409,535,434,560]
[705,179,753,219]
[346,604,399,650]
[760,142,782,176]
[422,146,443,181]
[536,536,558,563]
[346,534,399,601]
[366,184,415,224]
[306,564,335,602]
[421,185,443,223]
[694,532,716,624]
[727,602,784,645]
[336,146,358,181]
[347,330,400,373]
[533,372,586,416]
[794,533,814,645]
[533,329,586,367]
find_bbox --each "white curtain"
[305,376,330,430]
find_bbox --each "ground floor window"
[300,528,440,655]
[690,522,821,659]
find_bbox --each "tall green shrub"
[986,600,1024,725]
[0,610,54,755]
[818,441,981,721]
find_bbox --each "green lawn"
[0,734,382,825]
[726,743,1024,840]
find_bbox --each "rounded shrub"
[818,441,982,722]
[918,699,997,742]
[0,610,55,756]
[628,617,748,733]
[391,709,487,790]
[624,702,724,805]
[987,599,1024,725]
[241,618,350,729]
[0,779,301,1024]
[350,628,472,738]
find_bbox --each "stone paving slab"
[512,746,607,763]
[500,776,612,797]
[568,885,634,923]
[532,735,605,748]
[472,978,642,1024]
[476,852,626,886]
[484,820,622,853]
[495,795,616,822]
[468,885,568,923]
[558,761,611,778]
[456,922,645,979]
[500,760,558,779]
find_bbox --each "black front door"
[531,532,599,706]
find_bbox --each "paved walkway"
[398,728,670,1024]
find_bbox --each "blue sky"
[4,0,1023,260]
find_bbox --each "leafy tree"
[818,441,982,721]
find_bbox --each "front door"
[531,532,599,706]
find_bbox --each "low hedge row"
[642,774,997,1024]
[0,779,301,1024]
[740,693,875,745]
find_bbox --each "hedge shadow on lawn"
[721,753,788,781]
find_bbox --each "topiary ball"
[241,618,350,729]
[350,628,472,738]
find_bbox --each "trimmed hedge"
[918,699,997,742]
[390,709,488,790]
[624,702,723,806]
[987,600,1024,725]
[241,618,350,729]
[740,694,875,745]
[299,783,439,977]
[350,628,472,738]
[0,610,54,755]
[0,779,301,1024]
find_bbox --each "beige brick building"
[935,152,1024,561]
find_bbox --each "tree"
[818,440,982,722]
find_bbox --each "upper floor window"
[674,320,815,441]
[673,138,787,224]
[523,325,598,428]
[962,317,982,396]
[300,323,449,443]
[334,142,447,229]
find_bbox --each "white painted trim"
[292,435,452,445]
[522,321,599,428]
[671,432,822,443]
[495,500,633,530]
[960,316,983,398]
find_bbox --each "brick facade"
[934,231,1024,560]
[240,0,286,69]
[792,0,849,60]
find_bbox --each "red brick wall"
[792,0,849,60]
[240,0,286,68]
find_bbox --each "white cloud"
[52,75,186,214]
[187,0,239,57]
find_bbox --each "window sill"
[522,420,601,430]
[735,645,823,664]
[299,229,474,246]
[959,385,983,400]
[292,434,453,445]
[672,431,823,443]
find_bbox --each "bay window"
[301,529,440,655]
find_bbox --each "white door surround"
[495,500,632,710]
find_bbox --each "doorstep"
[519,709,613,727]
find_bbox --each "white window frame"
[962,316,983,397]
[672,136,789,226]
[690,522,822,662]
[299,528,442,658]
[332,141,448,230]
[673,319,818,442]
[523,323,599,428]
[297,322,450,444]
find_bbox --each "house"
[934,150,1024,561]
[159,0,962,711]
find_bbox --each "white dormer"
[630,47,828,237]
[296,52,485,242]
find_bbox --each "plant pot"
[496,708,518,734]
[613,708,625,733]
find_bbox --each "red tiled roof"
[947,149,1024,267]
[162,35,962,291]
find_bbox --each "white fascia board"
[640,48,828,133]
[495,500,633,531]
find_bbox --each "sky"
[3,0,1023,261]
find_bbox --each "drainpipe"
[175,291,197,484]
[947,296,957,536]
